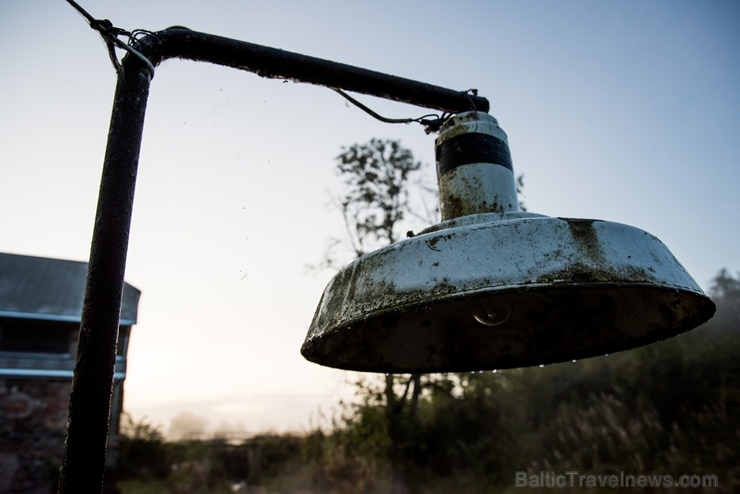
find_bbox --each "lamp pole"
[59,26,488,494]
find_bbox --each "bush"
[118,414,170,480]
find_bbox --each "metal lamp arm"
[133,27,490,114]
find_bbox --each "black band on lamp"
[436,133,513,176]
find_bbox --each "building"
[0,252,140,493]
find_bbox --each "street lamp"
[58,23,714,494]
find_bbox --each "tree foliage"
[316,138,436,274]
[336,138,421,249]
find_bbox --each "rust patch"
[561,218,604,263]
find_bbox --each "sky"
[1,0,739,436]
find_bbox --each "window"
[0,319,77,354]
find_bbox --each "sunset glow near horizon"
[1,0,738,436]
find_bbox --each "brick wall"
[0,380,69,494]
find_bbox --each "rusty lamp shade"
[301,112,715,373]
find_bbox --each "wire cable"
[333,88,482,133]
[65,0,155,78]
[333,88,450,133]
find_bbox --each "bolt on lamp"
[58,13,715,492]
[301,111,715,372]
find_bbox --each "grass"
[117,479,168,494]
[117,479,240,494]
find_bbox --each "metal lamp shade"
[301,112,715,372]
[301,212,715,372]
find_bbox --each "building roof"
[0,252,140,326]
